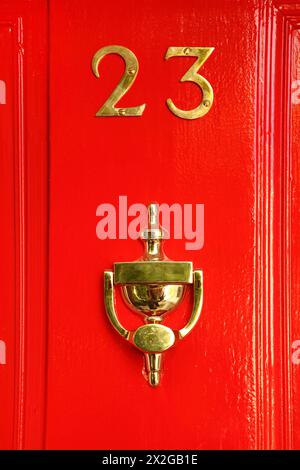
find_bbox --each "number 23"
[91,45,214,120]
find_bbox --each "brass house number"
[91,45,214,120]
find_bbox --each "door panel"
[0,0,300,450]
[47,0,259,450]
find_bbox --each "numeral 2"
[91,45,145,117]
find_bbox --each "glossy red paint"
[0,0,48,450]
[0,0,299,450]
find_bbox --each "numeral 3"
[165,47,214,120]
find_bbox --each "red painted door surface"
[1,0,300,450]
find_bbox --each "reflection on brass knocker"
[103,203,203,387]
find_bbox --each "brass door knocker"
[104,203,203,387]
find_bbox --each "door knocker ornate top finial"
[104,203,203,387]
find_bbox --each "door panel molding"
[0,1,49,450]
[255,0,300,449]
[0,16,24,450]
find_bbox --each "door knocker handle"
[103,203,203,387]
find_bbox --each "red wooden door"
[1,0,300,450]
